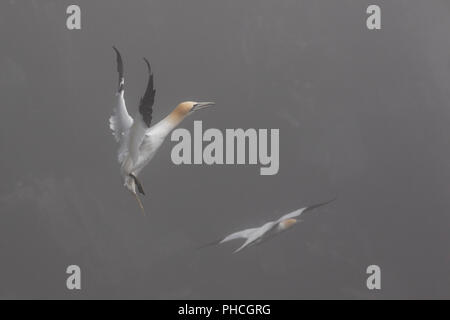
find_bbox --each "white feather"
[220,228,258,244]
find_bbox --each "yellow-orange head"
[280,218,298,230]
[168,101,215,124]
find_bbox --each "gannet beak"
[191,102,215,112]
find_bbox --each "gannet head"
[279,218,299,230]
[170,101,215,122]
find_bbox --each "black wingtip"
[304,198,336,213]
[143,57,152,74]
[197,239,222,251]
[112,46,121,61]
[138,57,156,128]
[113,46,124,92]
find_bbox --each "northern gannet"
[110,47,215,214]
[205,199,335,253]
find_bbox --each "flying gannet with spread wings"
[110,47,215,214]
[205,199,335,253]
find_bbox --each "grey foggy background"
[1,0,450,299]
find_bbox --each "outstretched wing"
[275,199,335,224]
[109,46,133,144]
[220,228,258,244]
[198,227,258,250]
[232,222,276,253]
[126,58,156,165]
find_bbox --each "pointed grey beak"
[192,102,215,112]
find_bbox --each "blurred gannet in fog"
[205,199,335,253]
[109,47,215,214]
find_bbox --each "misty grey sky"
[1,0,450,299]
